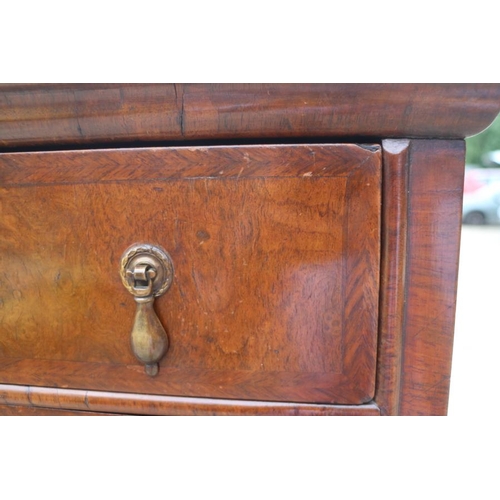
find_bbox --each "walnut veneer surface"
[1,84,500,416]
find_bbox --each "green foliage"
[466,113,500,166]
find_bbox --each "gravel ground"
[448,225,500,416]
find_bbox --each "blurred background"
[448,113,500,416]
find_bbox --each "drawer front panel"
[0,145,381,404]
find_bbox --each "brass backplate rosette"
[120,243,174,298]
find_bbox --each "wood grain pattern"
[1,84,500,148]
[375,140,410,415]
[0,384,380,415]
[0,143,375,186]
[0,144,381,404]
[399,140,465,415]
[375,140,465,415]
[0,84,181,148]
[1,84,481,416]
[0,405,109,416]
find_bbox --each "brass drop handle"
[120,244,174,376]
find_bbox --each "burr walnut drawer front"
[0,144,381,405]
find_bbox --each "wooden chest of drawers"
[1,84,499,415]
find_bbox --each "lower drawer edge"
[0,384,380,416]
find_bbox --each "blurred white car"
[464,166,500,194]
[462,182,500,224]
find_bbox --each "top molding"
[1,84,500,148]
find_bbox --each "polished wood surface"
[375,140,410,415]
[2,84,498,416]
[0,384,380,415]
[399,140,465,415]
[375,140,465,415]
[1,84,500,148]
[0,144,381,404]
[0,405,108,416]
